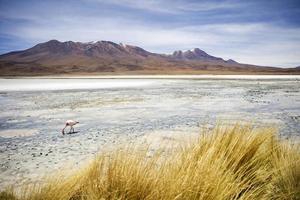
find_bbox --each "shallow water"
[0,79,156,91]
[0,77,300,188]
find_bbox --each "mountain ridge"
[0,39,299,76]
[0,40,235,62]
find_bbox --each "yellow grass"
[1,124,299,200]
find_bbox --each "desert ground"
[0,75,300,189]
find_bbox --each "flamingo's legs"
[62,125,67,135]
[69,126,75,133]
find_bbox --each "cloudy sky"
[0,0,300,67]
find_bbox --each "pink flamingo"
[62,120,79,135]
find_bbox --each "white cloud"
[86,0,241,13]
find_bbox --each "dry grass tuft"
[1,124,299,200]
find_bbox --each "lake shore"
[0,77,299,190]
[2,125,299,200]
[2,74,300,79]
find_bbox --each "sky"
[0,0,300,67]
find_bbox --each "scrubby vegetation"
[1,125,299,200]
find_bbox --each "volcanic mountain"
[0,40,299,76]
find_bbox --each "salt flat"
[0,77,299,189]
[0,79,157,92]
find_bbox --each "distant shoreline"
[1,74,300,80]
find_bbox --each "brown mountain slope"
[0,40,299,76]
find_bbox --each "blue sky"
[0,0,300,67]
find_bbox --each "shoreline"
[1,74,300,80]
[2,125,299,199]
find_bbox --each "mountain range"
[0,40,299,76]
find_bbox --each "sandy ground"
[0,129,37,138]
[0,77,300,189]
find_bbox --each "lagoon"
[0,76,300,188]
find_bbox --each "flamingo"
[62,120,79,135]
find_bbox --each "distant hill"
[0,40,299,76]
